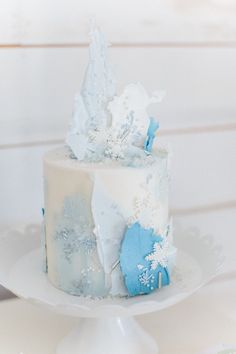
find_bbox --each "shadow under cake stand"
[0,224,223,354]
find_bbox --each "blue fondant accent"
[144,117,159,153]
[120,222,169,296]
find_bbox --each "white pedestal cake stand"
[0,224,223,354]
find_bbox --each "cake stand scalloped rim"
[0,223,224,318]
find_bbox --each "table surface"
[0,272,235,354]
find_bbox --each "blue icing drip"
[120,222,170,296]
[144,117,159,153]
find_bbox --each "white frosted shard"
[66,133,88,161]
[66,94,90,160]
[68,94,89,135]
[81,27,116,129]
[108,83,165,139]
[91,176,127,295]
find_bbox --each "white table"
[0,272,235,354]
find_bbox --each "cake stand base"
[0,224,223,354]
[57,317,158,354]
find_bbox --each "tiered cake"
[42,27,176,298]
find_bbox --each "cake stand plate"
[0,224,223,354]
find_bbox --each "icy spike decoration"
[66,94,90,160]
[144,117,159,153]
[81,27,116,130]
[108,84,159,143]
[69,94,89,135]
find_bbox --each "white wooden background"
[0,0,236,299]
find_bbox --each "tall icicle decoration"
[66,94,90,160]
[66,27,116,160]
[81,26,116,130]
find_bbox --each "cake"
[42,27,176,298]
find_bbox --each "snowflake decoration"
[86,124,133,161]
[145,241,169,270]
[104,133,126,159]
[88,129,107,145]
[56,230,96,262]
[104,121,135,160]
[139,268,155,288]
[54,195,96,262]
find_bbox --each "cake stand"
[0,224,223,354]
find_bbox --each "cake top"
[44,145,168,171]
[66,26,166,166]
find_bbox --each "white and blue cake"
[42,27,176,298]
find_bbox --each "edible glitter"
[54,195,96,263]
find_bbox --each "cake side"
[43,146,172,297]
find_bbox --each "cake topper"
[66,26,165,163]
[81,26,116,130]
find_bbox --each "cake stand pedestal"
[57,317,158,354]
[0,224,223,354]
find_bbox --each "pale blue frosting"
[53,195,107,297]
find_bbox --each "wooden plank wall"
[0,1,236,298]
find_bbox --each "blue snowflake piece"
[120,222,170,296]
[144,117,159,153]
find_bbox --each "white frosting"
[91,175,126,292]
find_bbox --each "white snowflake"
[139,269,155,288]
[88,129,107,145]
[104,134,125,159]
[145,241,169,270]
